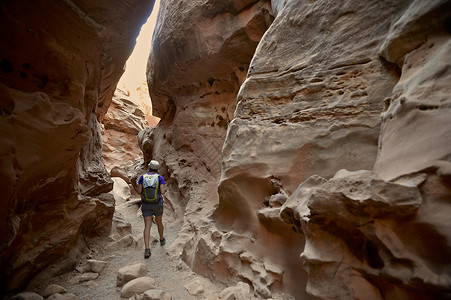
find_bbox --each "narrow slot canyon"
[1,1,451,300]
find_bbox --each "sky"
[117,0,160,95]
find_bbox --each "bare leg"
[143,216,153,249]
[155,215,164,240]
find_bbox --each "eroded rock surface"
[206,0,406,297]
[144,0,273,231]
[102,88,147,173]
[0,0,155,295]
[375,0,451,181]
[148,0,451,299]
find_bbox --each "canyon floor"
[35,196,226,300]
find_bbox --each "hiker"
[137,160,166,258]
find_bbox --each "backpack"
[142,173,160,203]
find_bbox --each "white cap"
[148,160,160,170]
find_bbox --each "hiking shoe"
[160,237,166,246]
[144,248,151,259]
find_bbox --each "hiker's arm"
[137,184,142,194]
[160,184,166,196]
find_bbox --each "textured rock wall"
[148,0,451,299]
[203,0,406,297]
[0,0,154,294]
[283,1,448,298]
[102,88,147,174]
[216,0,451,298]
[145,0,273,225]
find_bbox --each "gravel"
[34,196,225,300]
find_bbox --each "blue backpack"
[142,173,160,203]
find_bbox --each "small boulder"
[10,292,43,300]
[142,289,172,300]
[111,177,131,204]
[105,234,134,251]
[67,275,82,285]
[184,279,204,296]
[234,282,251,300]
[47,293,77,300]
[219,286,236,300]
[121,277,157,298]
[134,234,145,250]
[43,284,67,298]
[117,263,149,287]
[79,272,99,282]
[111,211,132,238]
[87,259,107,273]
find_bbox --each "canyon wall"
[147,0,451,299]
[0,0,154,294]
[144,0,273,225]
[102,88,147,174]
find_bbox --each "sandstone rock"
[148,0,272,118]
[309,169,423,222]
[80,192,116,238]
[42,284,67,298]
[271,293,295,300]
[67,275,82,285]
[267,192,288,208]
[280,175,328,233]
[121,277,157,299]
[134,234,145,250]
[102,89,147,173]
[111,177,132,204]
[103,89,147,135]
[10,292,43,300]
[375,3,451,181]
[86,259,107,274]
[181,0,445,298]
[239,251,256,264]
[234,282,252,300]
[143,0,274,241]
[79,272,99,282]
[217,0,406,235]
[379,0,451,65]
[111,211,133,239]
[219,286,236,300]
[105,234,134,252]
[110,166,131,184]
[46,293,77,300]
[78,116,114,198]
[142,0,450,300]
[296,170,450,299]
[0,0,155,294]
[142,289,172,300]
[263,261,283,282]
[184,279,204,296]
[276,2,450,298]
[117,263,149,287]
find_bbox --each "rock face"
[147,0,451,299]
[102,88,147,173]
[144,0,273,224]
[0,0,155,295]
[375,0,451,181]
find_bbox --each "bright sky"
[118,0,160,98]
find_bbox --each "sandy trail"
[37,195,224,300]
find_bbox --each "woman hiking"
[137,160,166,258]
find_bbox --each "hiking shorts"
[141,201,163,217]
